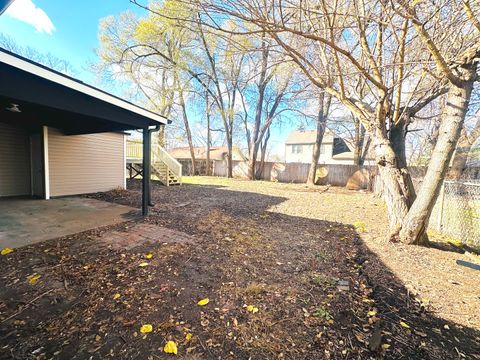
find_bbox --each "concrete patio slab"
[0,197,139,248]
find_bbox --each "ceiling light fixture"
[6,103,21,113]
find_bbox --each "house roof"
[0,48,169,134]
[169,146,247,161]
[285,130,335,145]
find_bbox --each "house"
[0,47,169,216]
[285,130,355,164]
[169,146,247,162]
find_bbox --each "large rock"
[346,169,370,190]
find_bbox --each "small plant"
[311,274,337,287]
[313,306,333,320]
[353,221,367,232]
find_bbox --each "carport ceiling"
[0,48,169,135]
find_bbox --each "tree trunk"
[206,99,211,176]
[449,118,480,179]
[307,93,330,186]
[226,134,233,178]
[359,136,371,166]
[353,117,365,166]
[178,90,196,176]
[374,133,411,235]
[390,118,416,207]
[398,70,476,244]
[256,127,270,179]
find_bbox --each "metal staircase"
[126,141,182,186]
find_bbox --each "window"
[292,145,303,154]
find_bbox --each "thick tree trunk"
[374,133,411,235]
[449,118,480,179]
[398,71,476,244]
[248,143,259,180]
[256,127,270,179]
[307,93,329,186]
[390,118,416,207]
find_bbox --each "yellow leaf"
[1,248,13,255]
[139,262,149,267]
[447,239,462,247]
[164,340,178,355]
[27,274,41,285]
[185,333,193,341]
[113,293,121,300]
[140,324,153,333]
[145,253,153,259]
[382,343,391,350]
[197,298,209,306]
[246,305,259,313]
[400,321,411,329]
[367,310,377,317]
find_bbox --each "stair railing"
[152,144,183,180]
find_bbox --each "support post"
[142,127,151,216]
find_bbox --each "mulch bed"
[1,178,479,359]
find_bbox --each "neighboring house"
[169,146,247,162]
[0,48,168,215]
[285,130,355,164]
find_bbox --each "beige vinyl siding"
[0,123,31,196]
[48,128,124,197]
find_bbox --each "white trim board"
[0,50,168,125]
[43,126,50,200]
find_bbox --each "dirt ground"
[1,177,479,359]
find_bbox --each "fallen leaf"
[113,293,121,300]
[185,333,192,341]
[400,321,411,329]
[27,274,41,285]
[197,298,209,306]
[145,253,153,259]
[382,343,391,350]
[1,248,13,255]
[140,324,153,333]
[447,239,462,247]
[139,262,149,267]
[164,340,178,355]
[367,310,377,317]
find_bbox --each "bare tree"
[176,0,479,244]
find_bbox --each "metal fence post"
[437,181,445,230]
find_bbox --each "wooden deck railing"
[126,139,143,160]
[126,139,182,180]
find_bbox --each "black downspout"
[142,127,151,216]
[142,125,161,216]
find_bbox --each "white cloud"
[5,0,55,35]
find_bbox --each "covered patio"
[0,47,169,233]
[0,197,138,248]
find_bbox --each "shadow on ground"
[0,179,479,359]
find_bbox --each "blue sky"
[0,0,142,84]
[0,0,298,157]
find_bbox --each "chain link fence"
[428,180,480,246]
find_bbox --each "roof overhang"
[0,48,169,135]
[0,0,15,16]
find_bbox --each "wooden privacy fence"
[213,161,480,188]
[212,160,376,188]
